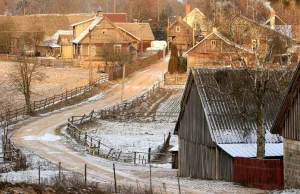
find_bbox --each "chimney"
[178,16,182,20]
[270,11,275,30]
[186,4,191,16]
[96,6,103,17]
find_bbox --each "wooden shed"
[272,63,300,189]
[174,68,284,181]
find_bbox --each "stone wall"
[284,138,300,189]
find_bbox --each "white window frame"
[114,44,122,53]
[176,26,181,32]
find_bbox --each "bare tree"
[19,23,45,56]
[0,17,13,54]
[213,13,296,159]
[10,57,45,115]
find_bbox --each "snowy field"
[0,147,67,185]
[81,120,177,159]
[0,61,104,109]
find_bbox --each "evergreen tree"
[168,44,178,74]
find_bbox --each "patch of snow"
[22,134,61,142]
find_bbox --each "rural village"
[0,0,300,193]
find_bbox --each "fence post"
[38,165,41,185]
[85,132,87,147]
[113,163,117,193]
[148,148,151,163]
[59,162,61,182]
[85,164,87,187]
[177,174,181,194]
[134,152,136,165]
[98,141,100,154]
[150,164,152,194]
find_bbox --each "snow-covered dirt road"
[11,57,265,193]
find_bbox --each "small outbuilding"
[174,68,284,181]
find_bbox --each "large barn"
[174,68,285,181]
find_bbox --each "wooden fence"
[0,55,80,67]
[0,75,109,125]
[233,157,283,190]
[1,137,21,164]
[164,73,188,85]
[109,51,164,80]
[67,114,172,164]
[65,83,175,164]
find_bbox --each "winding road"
[11,56,192,193]
[11,56,265,194]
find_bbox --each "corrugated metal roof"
[169,145,178,152]
[193,68,283,144]
[114,23,155,41]
[218,143,283,157]
[72,17,103,44]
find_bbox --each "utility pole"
[114,0,116,13]
[88,29,93,85]
[158,0,160,21]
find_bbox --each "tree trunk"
[25,91,32,115]
[256,95,265,159]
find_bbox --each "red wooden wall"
[233,157,283,190]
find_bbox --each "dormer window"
[176,26,181,32]
[211,40,216,48]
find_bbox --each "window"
[102,29,107,34]
[176,26,181,32]
[114,44,121,53]
[224,56,232,67]
[252,39,259,50]
[211,40,216,48]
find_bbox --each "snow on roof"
[72,17,103,44]
[169,145,178,152]
[52,30,73,40]
[175,68,283,145]
[218,143,283,157]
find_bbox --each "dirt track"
[11,56,265,194]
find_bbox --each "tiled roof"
[103,13,127,23]
[185,68,283,144]
[114,23,154,41]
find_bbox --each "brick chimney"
[270,11,276,30]
[96,6,103,17]
[186,4,191,16]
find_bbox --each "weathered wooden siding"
[178,79,216,179]
[219,148,233,181]
[178,78,234,180]
[284,91,300,140]
[169,21,191,38]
